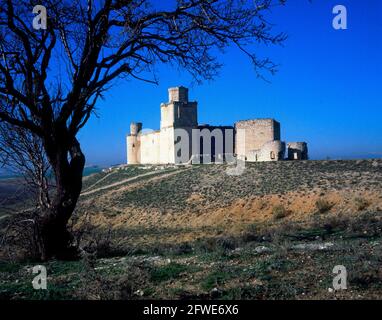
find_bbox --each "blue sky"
[78,0,382,166]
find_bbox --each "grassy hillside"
[77,160,382,246]
[1,160,382,300]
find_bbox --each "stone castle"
[127,87,308,164]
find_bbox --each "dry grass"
[1,159,382,300]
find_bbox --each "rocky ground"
[1,160,382,300]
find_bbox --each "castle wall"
[193,125,235,163]
[174,102,197,127]
[160,102,175,129]
[140,131,161,164]
[235,119,280,160]
[174,127,193,164]
[159,127,175,164]
[248,140,285,162]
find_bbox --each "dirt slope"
[77,160,382,246]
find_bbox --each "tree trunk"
[37,136,85,261]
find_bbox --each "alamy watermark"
[32,5,47,30]
[333,5,348,30]
[32,265,47,290]
[173,127,246,175]
[332,265,347,291]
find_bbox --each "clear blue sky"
[78,0,382,166]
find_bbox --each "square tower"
[235,119,280,160]
[169,86,188,103]
[160,87,197,129]
[159,87,198,164]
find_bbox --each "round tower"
[127,122,142,164]
[287,142,308,160]
[130,122,142,136]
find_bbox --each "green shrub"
[201,270,232,291]
[150,263,188,283]
[0,262,23,273]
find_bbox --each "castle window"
[294,152,298,160]
[132,144,135,148]
[270,151,275,159]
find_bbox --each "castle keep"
[127,87,308,164]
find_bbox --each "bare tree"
[0,0,286,260]
[0,121,51,209]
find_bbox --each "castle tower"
[287,142,308,160]
[168,86,189,103]
[126,122,142,164]
[160,87,197,129]
[235,119,280,161]
[159,87,198,164]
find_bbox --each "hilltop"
[1,159,382,300]
[77,160,382,248]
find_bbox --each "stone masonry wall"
[140,131,161,164]
[235,119,280,160]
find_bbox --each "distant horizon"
[1,155,382,178]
